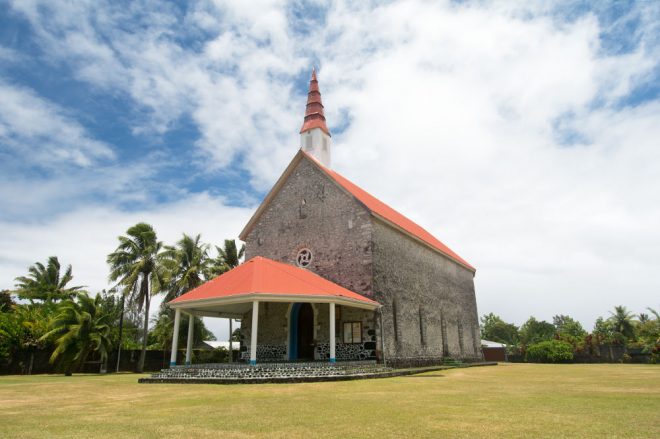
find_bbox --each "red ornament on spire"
[300,68,331,136]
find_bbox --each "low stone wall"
[315,342,376,361]
[240,344,288,362]
[240,342,378,362]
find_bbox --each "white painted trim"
[250,301,259,364]
[187,310,244,319]
[228,318,233,361]
[170,308,181,366]
[329,302,336,361]
[170,293,379,311]
[185,314,194,364]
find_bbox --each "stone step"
[149,361,391,381]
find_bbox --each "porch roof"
[169,256,380,310]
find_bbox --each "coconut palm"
[107,223,166,372]
[14,256,84,303]
[40,293,113,376]
[160,234,211,303]
[647,307,660,321]
[609,305,635,341]
[638,313,650,324]
[210,239,245,276]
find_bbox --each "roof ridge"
[301,151,475,272]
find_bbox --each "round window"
[296,248,313,267]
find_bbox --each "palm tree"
[210,239,245,276]
[107,223,166,373]
[609,305,635,341]
[14,256,84,303]
[647,307,660,321]
[40,293,113,376]
[638,313,650,324]
[160,234,211,303]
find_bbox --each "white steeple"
[300,68,332,167]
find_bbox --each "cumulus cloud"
[2,0,659,332]
[0,80,114,167]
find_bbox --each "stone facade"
[244,158,374,298]
[372,220,482,365]
[241,154,481,365]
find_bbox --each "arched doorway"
[290,303,315,360]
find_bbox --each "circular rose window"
[296,248,313,267]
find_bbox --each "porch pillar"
[250,301,259,365]
[229,318,233,363]
[329,302,336,363]
[185,313,194,365]
[170,308,181,366]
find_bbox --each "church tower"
[300,68,332,167]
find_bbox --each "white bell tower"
[300,68,332,167]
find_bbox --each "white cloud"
[0,80,114,167]
[318,1,660,327]
[3,0,659,331]
[0,193,253,339]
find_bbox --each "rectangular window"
[343,322,362,343]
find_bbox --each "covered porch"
[167,256,381,366]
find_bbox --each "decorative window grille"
[296,248,313,267]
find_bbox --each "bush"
[526,340,573,363]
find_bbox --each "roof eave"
[169,292,381,311]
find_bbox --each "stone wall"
[240,301,376,361]
[243,157,375,298]
[241,154,481,365]
[372,219,482,363]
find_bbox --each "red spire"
[300,68,331,136]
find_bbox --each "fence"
[0,348,239,375]
[505,344,653,364]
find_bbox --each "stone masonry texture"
[241,155,481,365]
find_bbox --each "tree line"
[0,222,245,375]
[481,308,660,363]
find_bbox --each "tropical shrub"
[40,293,113,375]
[519,317,555,346]
[525,340,573,363]
[480,313,519,345]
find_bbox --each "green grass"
[1,363,658,438]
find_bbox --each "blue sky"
[1,1,659,338]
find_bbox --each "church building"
[167,70,482,367]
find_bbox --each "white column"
[329,302,336,363]
[250,301,259,365]
[229,319,233,363]
[170,308,181,367]
[185,313,194,365]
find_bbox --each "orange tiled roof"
[303,152,475,271]
[169,256,379,306]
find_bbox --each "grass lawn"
[1,363,658,438]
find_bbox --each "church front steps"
[138,361,497,384]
